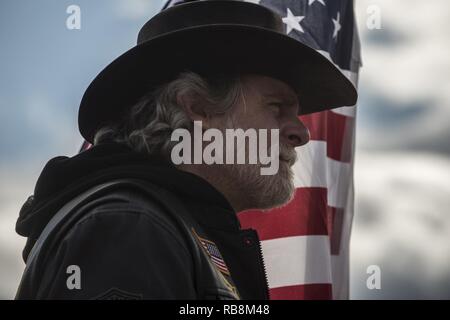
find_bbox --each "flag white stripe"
[293,141,351,208]
[330,105,357,117]
[261,235,332,288]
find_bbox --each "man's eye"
[268,103,282,114]
[269,102,283,108]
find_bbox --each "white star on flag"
[282,8,305,34]
[308,0,326,5]
[332,12,341,39]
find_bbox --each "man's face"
[211,74,310,211]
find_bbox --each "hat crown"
[137,0,284,45]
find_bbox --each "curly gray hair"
[93,71,242,159]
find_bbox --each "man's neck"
[176,163,248,213]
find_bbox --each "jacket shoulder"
[74,186,189,249]
[28,186,197,299]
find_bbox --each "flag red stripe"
[269,284,332,300]
[239,188,344,254]
[300,111,355,163]
[239,188,332,240]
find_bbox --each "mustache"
[279,144,297,167]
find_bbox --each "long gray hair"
[93,71,242,158]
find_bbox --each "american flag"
[82,0,361,300]
[164,0,361,300]
[192,228,232,275]
[235,0,361,300]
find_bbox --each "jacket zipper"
[252,229,270,300]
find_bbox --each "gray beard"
[218,116,298,211]
[224,148,297,211]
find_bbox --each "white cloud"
[351,151,450,298]
[354,0,450,155]
[113,0,165,20]
[0,169,32,299]
[355,0,450,105]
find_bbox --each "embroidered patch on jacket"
[191,228,230,276]
[191,228,240,299]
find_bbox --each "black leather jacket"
[15,144,270,300]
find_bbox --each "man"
[15,1,356,299]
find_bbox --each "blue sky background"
[1,0,449,299]
[0,0,165,164]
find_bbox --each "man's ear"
[176,91,211,127]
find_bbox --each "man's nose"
[281,117,310,148]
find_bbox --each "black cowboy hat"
[78,0,357,143]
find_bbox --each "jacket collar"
[17,142,242,263]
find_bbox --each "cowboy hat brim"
[79,24,357,142]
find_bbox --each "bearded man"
[15,0,356,299]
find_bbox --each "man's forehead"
[242,74,299,103]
